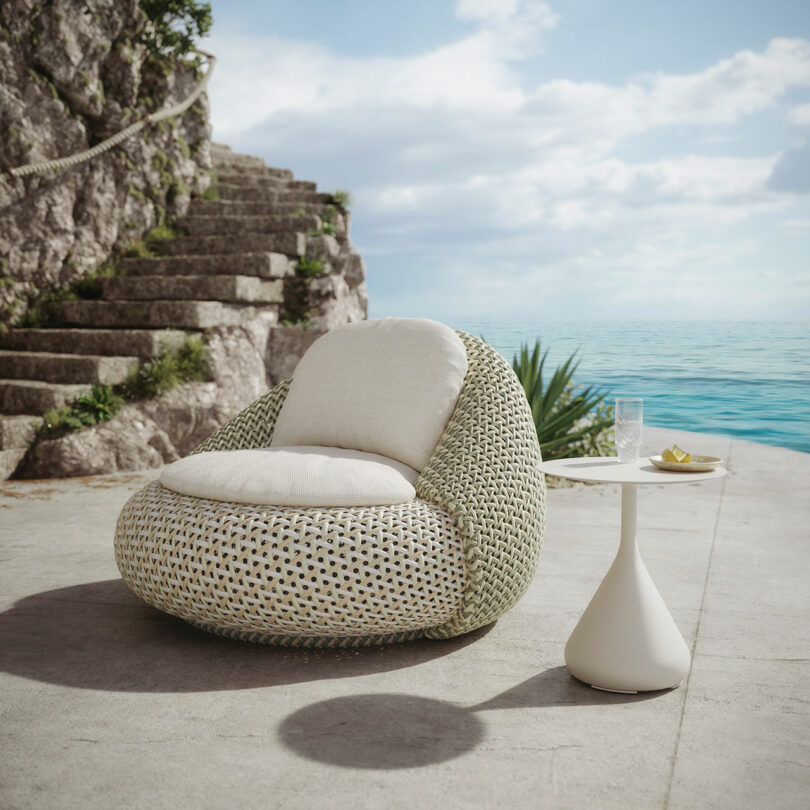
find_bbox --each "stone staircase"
[0,143,366,479]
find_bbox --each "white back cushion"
[270,318,468,472]
[160,446,419,507]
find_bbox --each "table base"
[564,484,692,693]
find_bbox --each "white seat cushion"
[159,446,419,507]
[270,317,468,472]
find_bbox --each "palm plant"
[512,340,614,460]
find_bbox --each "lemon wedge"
[662,445,692,463]
[672,444,692,463]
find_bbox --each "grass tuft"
[119,335,208,399]
[41,383,123,438]
[327,189,352,208]
[72,260,118,299]
[296,256,326,278]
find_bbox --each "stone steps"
[216,170,295,186]
[121,252,294,279]
[1,328,191,358]
[0,379,87,415]
[180,214,320,238]
[101,275,285,304]
[211,155,265,170]
[216,184,331,204]
[215,163,295,180]
[0,350,139,385]
[159,232,306,257]
[288,180,318,191]
[0,143,344,480]
[53,299,275,329]
[210,143,299,181]
[211,144,268,171]
[188,200,325,217]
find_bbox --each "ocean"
[452,321,810,455]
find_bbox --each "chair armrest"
[190,379,292,454]
[416,333,545,639]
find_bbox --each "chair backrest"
[270,317,468,472]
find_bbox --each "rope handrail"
[5,48,215,179]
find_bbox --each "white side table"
[539,456,726,693]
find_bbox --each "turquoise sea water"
[453,321,810,455]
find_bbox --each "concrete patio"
[0,426,807,809]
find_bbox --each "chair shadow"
[0,579,491,693]
[278,666,669,770]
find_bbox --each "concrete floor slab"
[1,427,808,809]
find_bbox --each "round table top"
[539,456,727,485]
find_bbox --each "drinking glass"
[615,398,643,463]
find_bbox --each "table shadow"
[0,579,491,693]
[278,666,670,770]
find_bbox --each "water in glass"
[615,398,643,462]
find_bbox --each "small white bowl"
[649,454,724,473]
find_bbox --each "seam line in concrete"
[663,437,732,809]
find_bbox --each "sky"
[202,0,810,322]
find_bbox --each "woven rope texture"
[417,333,546,639]
[190,379,291,454]
[115,481,466,645]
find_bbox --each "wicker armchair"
[114,330,545,647]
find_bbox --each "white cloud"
[646,38,810,125]
[788,103,810,130]
[455,0,522,23]
[454,0,558,58]
[204,32,524,135]
[207,31,810,157]
[203,20,810,320]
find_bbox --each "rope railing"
[5,49,215,179]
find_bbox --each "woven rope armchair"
[114,331,545,647]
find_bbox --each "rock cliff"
[0,0,211,328]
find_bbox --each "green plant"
[41,406,86,435]
[307,224,338,237]
[147,222,183,242]
[41,383,123,437]
[72,261,119,299]
[121,222,181,260]
[122,238,154,258]
[296,256,326,278]
[280,315,313,327]
[122,351,180,398]
[137,0,212,61]
[75,383,124,423]
[120,335,208,399]
[327,189,352,208]
[199,167,220,201]
[16,288,76,329]
[512,340,614,461]
[280,275,313,326]
[174,335,207,381]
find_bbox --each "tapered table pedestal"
[539,457,726,693]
